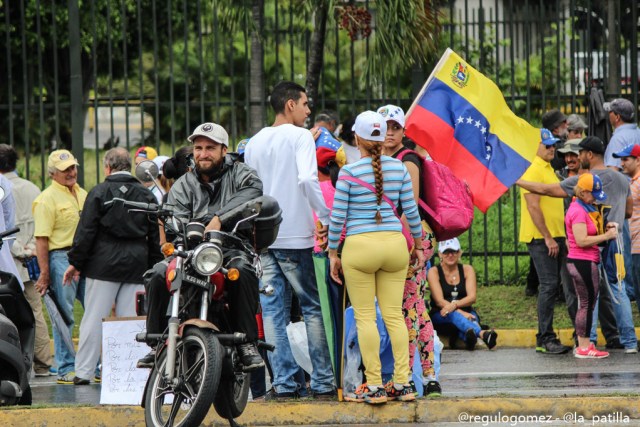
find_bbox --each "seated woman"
[427,238,497,350]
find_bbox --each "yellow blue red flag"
[405,48,540,213]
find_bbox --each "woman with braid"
[378,104,440,397]
[328,111,425,404]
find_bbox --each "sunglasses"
[544,144,557,150]
[442,249,459,255]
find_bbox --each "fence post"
[68,0,84,186]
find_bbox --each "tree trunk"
[305,0,329,118]
[249,0,265,136]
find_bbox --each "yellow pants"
[342,231,410,385]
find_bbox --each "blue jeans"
[260,248,334,394]
[632,254,640,314]
[590,276,637,349]
[49,250,85,376]
[431,309,481,341]
[623,221,637,303]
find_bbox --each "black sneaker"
[481,329,498,349]
[524,287,538,297]
[73,376,90,386]
[464,328,477,351]
[424,380,442,397]
[137,349,156,369]
[536,339,571,354]
[605,338,625,349]
[264,388,298,401]
[238,342,265,372]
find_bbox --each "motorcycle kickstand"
[228,418,240,427]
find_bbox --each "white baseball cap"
[377,104,406,128]
[352,111,387,142]
[188,122,229,147]
[438,238,461,252]
[153,155,169,176]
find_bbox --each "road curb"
[4,396,640,426]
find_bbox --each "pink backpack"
[397,150,474,241]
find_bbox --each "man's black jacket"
[68,172,163,283]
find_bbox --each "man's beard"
[580,159,590,170]
[196,157,224,176]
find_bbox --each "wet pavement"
[30,348,640,405]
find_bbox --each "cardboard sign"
[99,317,151,405]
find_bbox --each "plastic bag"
[286,321,313,374]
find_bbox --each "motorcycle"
[110,195,281,427]
[0,226,35,406]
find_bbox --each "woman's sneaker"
[481,329,498,349]
[344,383,387,404]
[575,343,609,359]
[424,380,442,397]
[384,381,416,402]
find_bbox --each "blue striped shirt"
[328,156,422,250]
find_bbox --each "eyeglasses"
[442,250,459,255]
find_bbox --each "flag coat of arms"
[405,48,540,213]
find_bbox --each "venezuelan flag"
[405,48,539,213]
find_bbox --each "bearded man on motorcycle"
[141,122,265,371]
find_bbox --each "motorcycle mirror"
[135,160,159,183]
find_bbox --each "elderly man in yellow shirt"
[33,150,88,384]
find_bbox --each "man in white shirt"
[245,81,335,400]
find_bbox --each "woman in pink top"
[565,173,618,359]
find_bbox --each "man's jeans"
[49,250,85,376]
[590,274,638,350]
[527,238,571,345]
[632,254,640,314]
[260,248,334,394]
[623,221,637,304]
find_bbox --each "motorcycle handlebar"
[106,197,160,212]
[0,227,20,240]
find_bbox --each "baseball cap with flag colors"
[48,150,79,171]
[352,111,387,142]
[577,173,606,202]
[612,144,640,159]
[377,104,406,128]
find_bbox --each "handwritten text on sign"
[100,317,151,405]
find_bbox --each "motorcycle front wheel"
[144,327,223,427]
[213,372,250,419]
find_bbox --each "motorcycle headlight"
[192,243,223,276]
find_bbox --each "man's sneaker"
[264,388,298,401]
[137,350,156,369]
[536,339,571,354]
[73,376,90,385]
[464,328,477,351]
[481,329,498,349]
[94,374,101,383]
[312,389,337,401]
[424,380,442,397]
[35,369,53,377]
[384,381,416,402]
[624,347,638,354]
[575,343,609,359]
[57,371,76,385]
[605,338,625,349]
[238,343,265,371]
[524,286,537,297]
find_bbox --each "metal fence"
[1,0,637,284]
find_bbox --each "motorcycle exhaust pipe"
[216,332,247,345]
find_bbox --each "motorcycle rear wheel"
[144,327,223,427]
[213,372,250,419]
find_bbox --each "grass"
[41,285,640,337]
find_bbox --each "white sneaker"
[624,347,638,354]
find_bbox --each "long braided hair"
[356,135,384,224]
